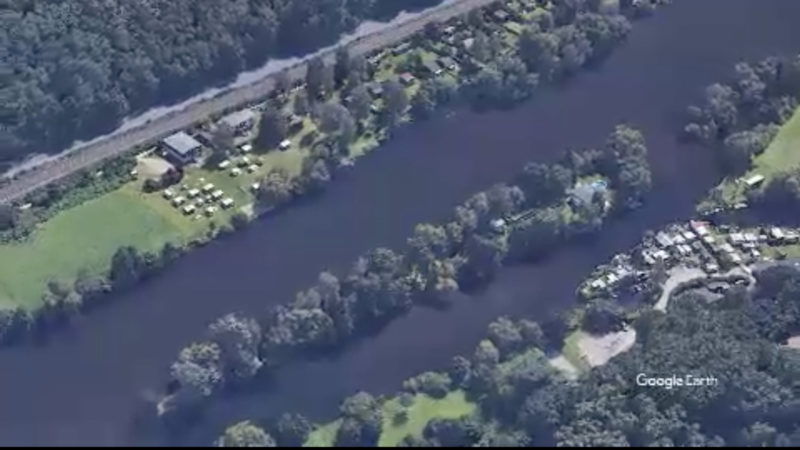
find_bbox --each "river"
[1,0,799,445]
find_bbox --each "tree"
[208,313,263,381]
[302,159,332,193]
[293,91,310,116]
[336,392,383,447]
[216,421,276,447]
[410,81,437,121]
[317,102,353,136]
[335,47,352,87]
[109,246,143,289]
[347,54,369,89]
[256,105,288,150]
[275,413,313,447]
[582,298,626,334]
[471,31,491,63]
[517,162,573,207]
[518,27,561,80]
[402,371,452,398]
[274,71,292,97]
[170,341,224,406]
[0,204,13,231]
[305,57,327,100]
[348,85,372,123]
[487,316,524,358]
[460,234,508,285]
[720,123,779,174]
[257,169,294,208]
[382,80,408,128]
[208,124,235,166]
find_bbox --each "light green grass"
[304,391,475,447]
[305,419,342,447]
[751,106,800,177]
[0,187,184,308]
[379,391,475,447]
[562,330,590,372]
[700,106,800,210]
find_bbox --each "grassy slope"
[751,106,800,177]
[702,106,800,209]
[304,391,476,447]
[0,187,184,308]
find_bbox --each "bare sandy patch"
[577,328,637,367]
[137,155,174,178]
[549,355,579,379]
[785,335,800,349]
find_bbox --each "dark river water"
[2,0,800,446]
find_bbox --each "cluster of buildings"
[162,181,235,218]
[582,220,800,299]
[643,221,799,274]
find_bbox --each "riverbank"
[0,0,636,327]
[1,1,798,445]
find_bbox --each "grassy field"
[304,391,476,447]
[700,106,800,210]
[0,187,185,308]
[751,106,800,177]
[561,330,590,372]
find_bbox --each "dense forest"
[0,0,444,163]
[240,262,800,447]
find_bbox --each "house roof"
[163,131,202,156]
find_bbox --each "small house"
[204,206,217,217]
[202,183,215,193]
[492,10,510,22]
[367,82,384,97]
[279,139,292,151]
[162,131,202,166]
[212,189,225,200]
[182,204,196,215]
[392,42,412,56]
[162,189,175,200]
[221,198,235,209]
[743,174,765,189]
[437,56,458,71]
[187,188,200,199]
[420,59,443,77]
[399,73,416,86]
[219,109,256,136]
[218,160,231,170]
[655,232,674,248]
[172,196,186,207]
[240,144,253,153]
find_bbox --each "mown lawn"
[0,187,185,309]
[751,106,800,177]
[700,105,800,210]
[304,391,476,447]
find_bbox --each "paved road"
[0,0,497,204]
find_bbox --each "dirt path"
[0,0,497,204]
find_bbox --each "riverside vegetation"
[0,0,653,344]
[256,262,800,447]
[159,124,652,420]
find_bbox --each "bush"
[402,371,452,398]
